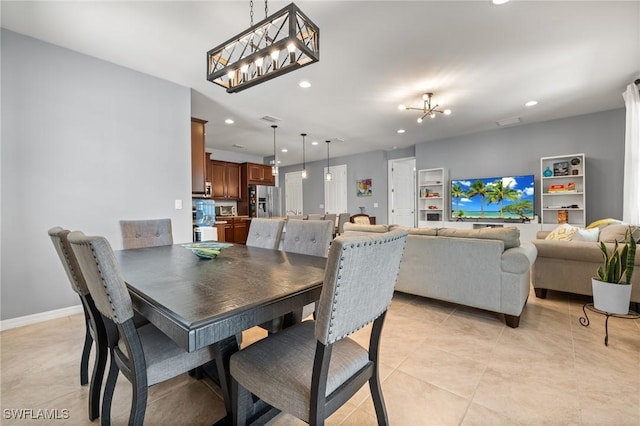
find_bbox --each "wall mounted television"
[450,174,535,222]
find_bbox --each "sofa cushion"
[598,224,639,243]
[572,227,600,242]
[436,227,520,250]
[342,223,390,233]
[402,227,438,236]
[544,224,577,241]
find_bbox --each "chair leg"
[368,371,389,426]
[232,378,251,426]
[100,356,119,426]
[129,378,148,426]
[80,321,92,386]
[88,331,108,420]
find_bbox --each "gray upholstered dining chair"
[306,213,324,221]
[68,231,217,426]
[120,218,173,249]
[337,213,350,235]
[48,227,107,421]
[230,229,408,425]
[282,219,333,258]
[246,218,285,250]
[323,213,337,237]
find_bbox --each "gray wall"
[280,110,625,227]
[1,30,193,320]
[417,109,625,224]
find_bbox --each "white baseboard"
[0,304,83,331]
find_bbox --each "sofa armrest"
[536,231,551,239]
[501,243,537,274]
[532,239,605,263]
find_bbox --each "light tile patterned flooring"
[1,287,639,425]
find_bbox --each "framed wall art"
[356,178,372,197]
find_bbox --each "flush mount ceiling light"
[398,93,452,123]
[207,1,319,94]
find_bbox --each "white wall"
[1,30,193,320]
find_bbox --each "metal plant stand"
[579,303,640,346]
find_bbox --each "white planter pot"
[592,278,632,314]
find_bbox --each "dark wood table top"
[115,243,327,352]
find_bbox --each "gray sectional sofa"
[342,223,538,327]
[531,224,640,303]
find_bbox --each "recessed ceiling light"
[397,129,406,134]
[525,100,538,107]
[281,148,288,153]
[224,118,234,124]
[299,81,312,88]
[492,0,509,5]
[311,141,319,146]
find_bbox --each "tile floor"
[1,287,639,425]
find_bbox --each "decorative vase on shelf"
[543,166,553,177]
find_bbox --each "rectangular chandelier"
[207,2,319,93]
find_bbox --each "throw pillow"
[586,218,622,230]
[572,227,599,242]
[545,224,578,241]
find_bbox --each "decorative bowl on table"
[182,242,232,259]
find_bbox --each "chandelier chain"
[250,0,253,26]
[265,0,268,18]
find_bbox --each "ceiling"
[2,1,639,166]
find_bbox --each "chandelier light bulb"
[398,104,406,111]
[417,117,423,123]
[444,109,452,115]
[227,70,235,80]
[301,169,308,179]
[422,93,430,101]
[271,50,279,70]
[430,113,436,118]
[287,43,296,63]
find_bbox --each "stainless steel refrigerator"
[248,185,282,218]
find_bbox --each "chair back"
[120,219,173,249]
[287,215,306,220]
[350,214,371,225]
[337,213,350,234]
[68,231,134,324]
[48,227,90,296]
[323,213,337,229]
[283,219,333,257]
[307,214,324,221]
[315,229,407,345]
[246,218,285,249]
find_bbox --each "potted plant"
[592,227,637,314]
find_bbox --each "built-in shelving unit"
[540,153,586,230]
[417,168,446,228]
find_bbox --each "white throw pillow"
[572,227,599,242]
[545,223,578,241]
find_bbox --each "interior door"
[324,164,347,214]
[389,158,416,227]
[285,171,304,215]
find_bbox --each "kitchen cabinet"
[211,160,241,200]
[191,118,207,195]
[215,217,250,244]
[245,162,275,186]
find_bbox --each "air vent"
[232,144,245,148]
[260,115,282,123]
[496,117,522,127]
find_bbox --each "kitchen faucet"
[286,209,302,215]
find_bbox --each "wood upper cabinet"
[211,160,241,200]
[191,118,207,194]
[245,162,275,186]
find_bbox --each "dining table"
[114,242,327,422]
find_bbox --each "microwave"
[215,205,236,216]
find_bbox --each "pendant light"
[325,140,332,181]
[300,133,308,179]
[271,125,279,176]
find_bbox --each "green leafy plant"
[596,227,637,284]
